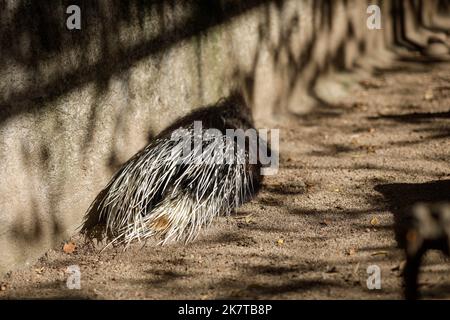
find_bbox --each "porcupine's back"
[158,91,255,138]
[81,91,263,246]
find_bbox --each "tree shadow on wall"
[1,0,448,126]
[0,0,284,124]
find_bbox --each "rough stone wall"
[0,0,448,273]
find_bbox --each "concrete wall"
[0,0,448,273]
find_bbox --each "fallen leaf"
[277,239,284,246]
[370,217,379,226]
[353,262,360,275]
[365,145,377,154]
[35,267,45,274]
[424,89,434,101]
[371,251,388,257]
[63,242,76,254]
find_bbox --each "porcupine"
[81,92,264,247]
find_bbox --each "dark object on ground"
[81,91,265,247]
[403,203,450,300]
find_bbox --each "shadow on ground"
[375,179,450,248]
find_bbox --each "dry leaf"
[365,145,376,154]
[234,214,254,226]
[424,89,434,101]
[35,267,45,274]
[371,251,388,257]
[277,239,285,246]
[353,262,360,275]
[370,217,379,226]
[63,241,76,254]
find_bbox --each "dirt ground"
[1,61,450,300]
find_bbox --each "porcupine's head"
[81,91,263,247]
